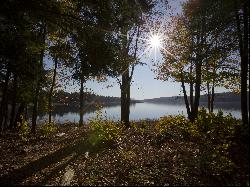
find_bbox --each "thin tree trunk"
[120,83,125,124]
[193,18,205,120]
[190,36,195,115]
[120,84,125,121]
[207,82,211,113]
[211,83,215,113]
[243,4,249,125]
[48,57,58,124]
[181,73,191,120]
[32,85,39,133]
[121,68,130,127]
[32,26,46,133]
[79,77,84,126]
[14,102,25,129]
[31,81,40,131]
[190,82,194,114]
[193,61,202,121]
[190,63,194,114]
[206,58,211,112]
[211,62,216,113]
[125,75,130,126]
[0,63,11,132]
[236,4,248,125]
[9,74,17,129]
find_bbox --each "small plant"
[121,149,137,161]
[88,109,125,146]
[40,121,57,136]
[17,115,30,143]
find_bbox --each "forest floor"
[0,119,249,186]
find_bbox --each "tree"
[156,0,238,121]
[0,0,46,130]
[234,0,249,126]
[111,0,153,127]
[71,0,123,126]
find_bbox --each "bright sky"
[45,0,227,100]
[84,0,186,100]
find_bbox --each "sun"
[149,34,162,48]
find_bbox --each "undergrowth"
[82,109,249,186]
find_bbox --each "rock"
[61,167,75,186]
[85,152,89,158]
[56,133,66,137]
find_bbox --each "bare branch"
[129,25,141,82]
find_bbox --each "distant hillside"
[52,90,142,107]
[144,96,184,104]
[143,92,248,109]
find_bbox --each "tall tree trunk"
[190,82,194,114]
[120,25,140,128]
[211,83,215,113]
[190,62,194,114]
[120,83,125,124]
[32,84,39,133]
[14,102,25,129]
[121,68,130,127]
[211,62,216,113]
[189,35,195,115]
[181,72,191,120]
[243,4,249,126]
[236,4,249,125]
[193,18,205,121]
[9,74,17,129]
[125,74,130,126]
[207,82,211,112]
[32,26,46,133]
[206,58,211,112]
[79,77,84,126]
[193,61,202,121]
[0,63,11,132]
[48,57,58,124]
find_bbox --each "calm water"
[37,102,241,124]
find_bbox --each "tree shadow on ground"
[0,137,107,185]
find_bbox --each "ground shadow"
[0,137,105,185]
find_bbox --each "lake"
[37,102,241,124]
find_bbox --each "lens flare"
[149,34,162,48]
[118,25,177,76]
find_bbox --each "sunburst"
[149,34,162,48]
[119,25,176,75]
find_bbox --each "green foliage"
[40,122,57,137]
[155,111,243,184]
[130,120,150,134]
[17,115,30,144]
[121,150,137,161]
[194,108,240,139]
[88,110,125,146]
[155,115,189,140]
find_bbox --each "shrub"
[155,115,189,138]
[130,120,151,134]
[17,115,30,143]
[155,110,241,184]
[190,109,240,183]
[194,108,241,142]
[40,121,57,136]
[88,109,125,146]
